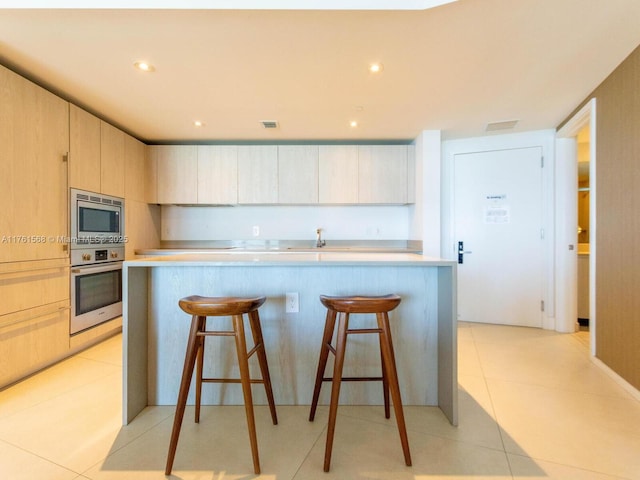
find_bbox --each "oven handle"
[71,262,122,275]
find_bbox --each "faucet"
[316,228,326,248]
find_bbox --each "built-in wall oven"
[69,189,125,335]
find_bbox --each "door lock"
[457,241,472,264]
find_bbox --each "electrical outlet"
[252,225,260,236]
[285,292,299,313]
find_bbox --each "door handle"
[457,241,472,264]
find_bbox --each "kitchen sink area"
[135,240,423,256]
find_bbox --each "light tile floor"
[1,322,639,479]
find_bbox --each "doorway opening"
[576,125,590,331]
[556,98,596,354]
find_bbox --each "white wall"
[162,204,410,241]
[408,130,441,256]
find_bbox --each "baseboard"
[591,356,640,402]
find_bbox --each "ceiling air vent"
[260,120,279,129]
[486,119,519,132]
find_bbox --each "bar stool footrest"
[322,376,384,382]
[201,377,266,384]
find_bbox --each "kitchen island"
[123,252,458,426]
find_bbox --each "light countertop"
[125,251,455,267]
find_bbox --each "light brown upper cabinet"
[197,145,238,204]
[154,145,198,204]
[237,145,278,204]
[278,145,319,204]
[0,65,69,263]
[358,145,408,204]
[318,145,359,204]
[145,146,158,204]
[124,133,146,203]
[100,121,125,198]
[69,105,127,198]
[69,105,101,193]
[149,145,239,205]
[146,143,414,205]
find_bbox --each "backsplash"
[161,205,410,241]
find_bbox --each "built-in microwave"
[70,189,125,254]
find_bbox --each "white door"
[454,147,543,327]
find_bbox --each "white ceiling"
[1,0,639,143]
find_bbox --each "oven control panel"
[71,247,124,266]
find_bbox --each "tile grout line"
[467,324,516,479]
[0,436,83,478]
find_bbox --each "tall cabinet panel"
[0,65,69,263]
[69,104,101,193]
[124,133,146,203]
[0,65,70,388]
[125,135,159,259]
[278,145,318,204]
[238,145,278,204]
[100,121,125,198]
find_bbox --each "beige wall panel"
[125,200,161,259]
[563,45,640,390]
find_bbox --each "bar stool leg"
[233,313,261,475]
[377,312,412,466]
[324,311,349,472]
[248,310,278,425]
[379,337,390,419]
[309,308,337,421]
[195,316,206,423]
[165,314,202,476]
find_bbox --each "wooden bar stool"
[165,295,278,476]
[309,294,412,472]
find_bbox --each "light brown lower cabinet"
[0,301,69,387]
[0,259,69,317]
[0,259,122,389]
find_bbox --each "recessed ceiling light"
[369,63,384,73]
[350,120,358,128]
[134,61,155,72]
[194,120,204,127]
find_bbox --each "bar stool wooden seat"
[165,295,278,476]
[309,294,412,472]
